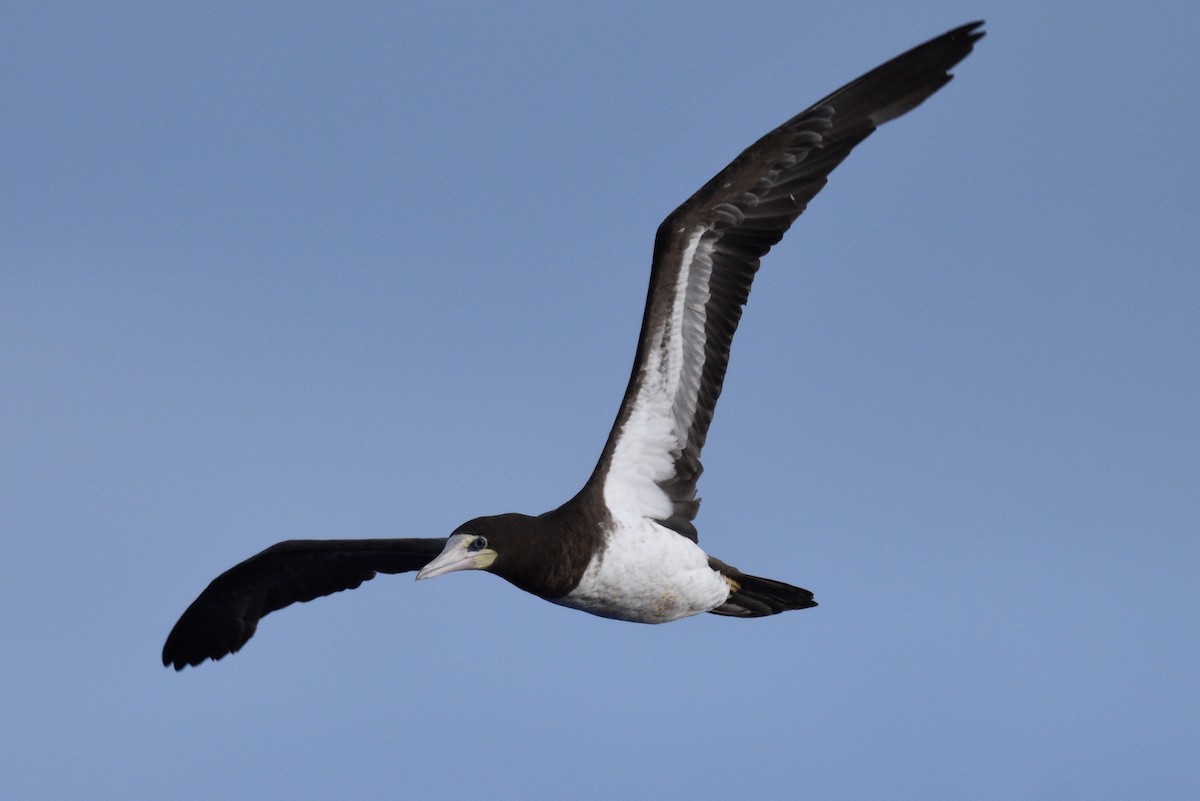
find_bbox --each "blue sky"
[3,2,1197,799]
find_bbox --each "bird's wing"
[585,22,984,540]
[162,538,447,669]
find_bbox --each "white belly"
[554,517,730,623]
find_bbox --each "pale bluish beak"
[416,533,497,580]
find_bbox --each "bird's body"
[556,515,730,623]
[163,22,984,670]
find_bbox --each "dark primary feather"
[162,538,446,670]
[586,22,984,540]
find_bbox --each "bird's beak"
[416,533,497,580]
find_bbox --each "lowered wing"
[162,538,447,669]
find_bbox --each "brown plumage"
[163,22,983,670]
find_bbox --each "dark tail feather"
[707,557,817,618]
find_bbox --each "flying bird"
[163,22,984,670]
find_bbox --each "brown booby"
[163,22,984,670]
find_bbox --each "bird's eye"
[467,536,488,552]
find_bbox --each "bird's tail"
[707,557,817,617]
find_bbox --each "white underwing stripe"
[604,225,712,521]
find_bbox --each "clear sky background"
[3,2,1197,799]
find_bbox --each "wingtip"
[162,644,234,671]
[162,613,247,670]
[953,20,987,49]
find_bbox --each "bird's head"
[416,511,582,598]
[415,516,520,580]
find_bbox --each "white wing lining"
[603,225,714,520]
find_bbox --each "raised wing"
[162,538,447,669]
[589,22,984,539]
